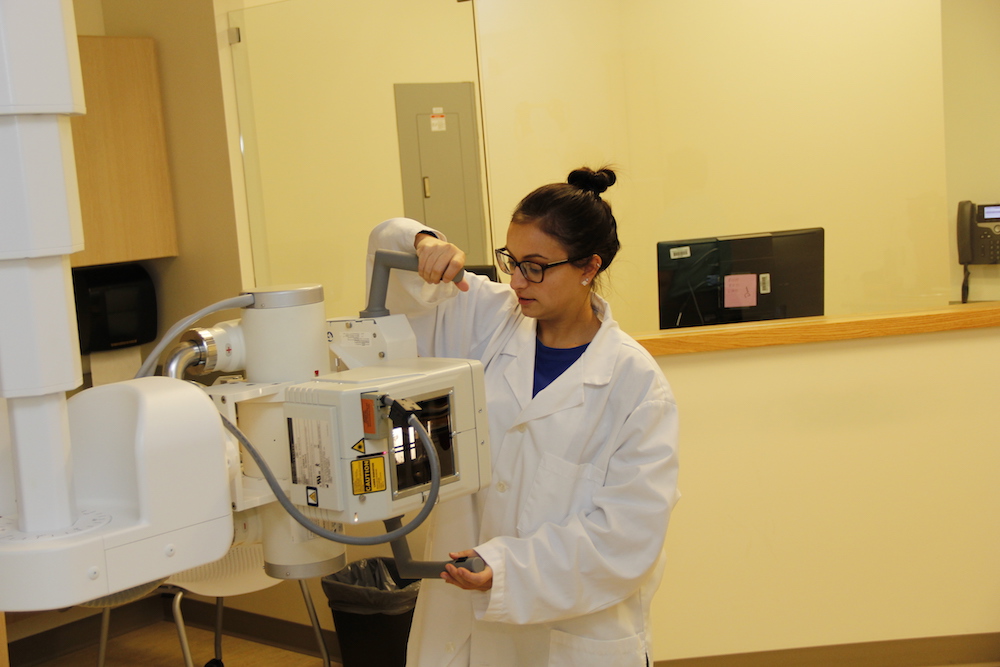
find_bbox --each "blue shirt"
[533,339,589,397]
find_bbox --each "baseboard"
[7,593,341,667]
[10,597,997,667]
[655,632,1000,667]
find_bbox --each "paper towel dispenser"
[72,264,157,353]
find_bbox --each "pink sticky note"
[724,274,757,308]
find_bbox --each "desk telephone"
[957,200,1000,265]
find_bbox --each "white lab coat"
[368,219,680,667]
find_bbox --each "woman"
[367,167,679,667]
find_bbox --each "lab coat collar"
[502,295,619,426]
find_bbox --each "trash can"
[321,557,420,667]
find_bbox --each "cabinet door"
[70,36,178,267]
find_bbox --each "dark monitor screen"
[657,228,824,329]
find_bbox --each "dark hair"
[510,167,620,275]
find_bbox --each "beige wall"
[477,0,952,335]
[652,328,1000,659]
[227,0,481,316]
[477,0,999,660]
[99,0,248,332]
[943,0,1000,302]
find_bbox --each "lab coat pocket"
[547,630,645,667]
[516,452,603,537]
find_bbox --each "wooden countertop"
[634,302,1000,356]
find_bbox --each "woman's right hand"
[414,233,470,292]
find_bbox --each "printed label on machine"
[288,417,334,488]
[351,456,387,495]
[340,331,373,347]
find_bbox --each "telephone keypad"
[975,224,1000,263]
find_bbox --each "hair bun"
[567,167,617,196]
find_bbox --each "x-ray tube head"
[282,356,490,526]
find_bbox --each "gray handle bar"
[360,249,466,318]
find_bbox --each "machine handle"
[361,249,466,318]
[450,556,486,573]
[383,517,485,579]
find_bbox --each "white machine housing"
[0,377,233,611]
[326,315,417,370]
[188,302,491,580]
[283,357,490,525]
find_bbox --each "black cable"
[962,264,970,304]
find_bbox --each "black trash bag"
[322,557,420,616]
[323,558,421,667]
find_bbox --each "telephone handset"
[957,200,1000,265]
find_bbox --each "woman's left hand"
[442,550,493,591]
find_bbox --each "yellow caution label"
[352,439,365,454]
[351,456,386,495]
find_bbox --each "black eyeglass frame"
[494,248,593,283]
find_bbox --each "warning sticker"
[361,398,377,435]
[352,439,365,454]
[351,456,387,495]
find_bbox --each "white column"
[0,0,86,534]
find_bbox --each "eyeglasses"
[494,248,590,283]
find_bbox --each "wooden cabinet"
[70,36,178,268]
